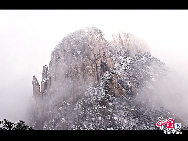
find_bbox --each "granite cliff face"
[32,27,128,99]
[30,27,181,130]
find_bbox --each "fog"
[0,10,188,125]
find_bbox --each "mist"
[148,36,188,125]
[142,55,188,125]
[0,10,188,126]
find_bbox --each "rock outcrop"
[41,65,50,95]
[32,27,130,99]
[111,32,150,56]
[30,27,181,130]
[32,75,40,98]
[32,65,51,98]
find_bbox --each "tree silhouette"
[0,119,33,130]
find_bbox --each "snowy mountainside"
[29,27,183,130]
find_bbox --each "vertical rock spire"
[32,65,51,99]
[32,75,41,98]
[41,65,49,95]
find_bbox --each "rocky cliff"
[30,27,185,130]
[32,27,127,99]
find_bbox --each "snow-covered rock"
[29,27,184,130]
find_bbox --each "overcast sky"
[0,10,188,122]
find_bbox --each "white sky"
[0,10,188,122]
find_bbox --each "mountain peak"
[111,32,151,56]
[30,27,176,130]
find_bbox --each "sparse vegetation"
[0,119,33,130]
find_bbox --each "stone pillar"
[32,75,41,98]
[41,65,48,95]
